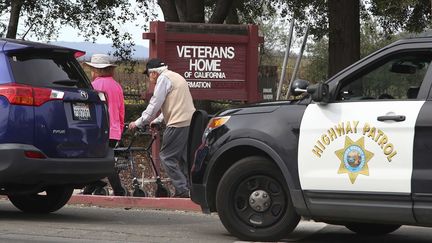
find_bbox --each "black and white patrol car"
[187,37,432,241]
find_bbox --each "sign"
[143,21,263,102]
[166,44,246,91]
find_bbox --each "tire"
[155,186,170,198]
[216,156,300,241]
[122,185,130,196]
[345,223,401,235]
[93,187,109,196]
[132,189,147,197]
[8,186,74,213]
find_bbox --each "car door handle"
[377,115,406,122]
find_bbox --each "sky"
[57,24,152,47]
[34,2,164,47]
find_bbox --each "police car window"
[337,52,432,101]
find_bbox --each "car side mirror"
[290,79,310,96]
[307,82,329,104]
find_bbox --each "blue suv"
[0,38,113,213]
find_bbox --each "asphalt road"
[0,200,233,243]
[0,200,432,243]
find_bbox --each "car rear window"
[7,50,91,89]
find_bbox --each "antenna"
[21,23,34,40]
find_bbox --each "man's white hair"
[149,65,168,74]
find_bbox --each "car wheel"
[216,156,300,241]
[132,189,147,197]
[8,186,74,213]
[345,223,401,235]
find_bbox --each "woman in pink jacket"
[83,54,127,196]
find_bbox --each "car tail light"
[0,83,64,106]
[24,151,46,159]
[74,51,86,58]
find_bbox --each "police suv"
[188,37,432,241]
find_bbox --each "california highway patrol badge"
[335,137,374,184]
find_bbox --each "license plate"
[72,103,91,121]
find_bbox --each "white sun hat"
[85,54,117,69]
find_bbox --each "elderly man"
[129,58,195,198]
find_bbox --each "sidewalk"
[68,191,201,212]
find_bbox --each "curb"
[68,195,202,212]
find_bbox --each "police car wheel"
[8,186,74,213]
[216,156,300,241]
[345,223,401,235]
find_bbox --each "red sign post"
[143,21,264,103]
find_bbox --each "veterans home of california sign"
[143,21,263,102]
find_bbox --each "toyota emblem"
[79,90,89,100]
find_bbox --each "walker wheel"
[93,187,109,196]
[132,189,147,197]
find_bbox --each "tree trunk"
[328,0,360,77]
[158,0,180,22]
[186,0,204,22]
[225,7,239,24]
[6,0,24,39]
[175,0,187,22]
[159,0,203,23]
[209,0,235,23]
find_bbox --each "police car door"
[298,50,432,222]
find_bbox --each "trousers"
[159,126,190,194]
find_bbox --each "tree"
[153,0,277,24]
[328,0,360,76]
[0,0,359,76]
[5,0,23,39]
[304,16,399,83]
[303,38,329,83]
[252,12,292,66]
[280,0,432,77]
[368,0,432,35]
[273,0,360,77]
[155,0,205,22]
[3,0,431,78]
[1,0,158,61]
[153,0,359,77]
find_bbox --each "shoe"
[173,190,190,198]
